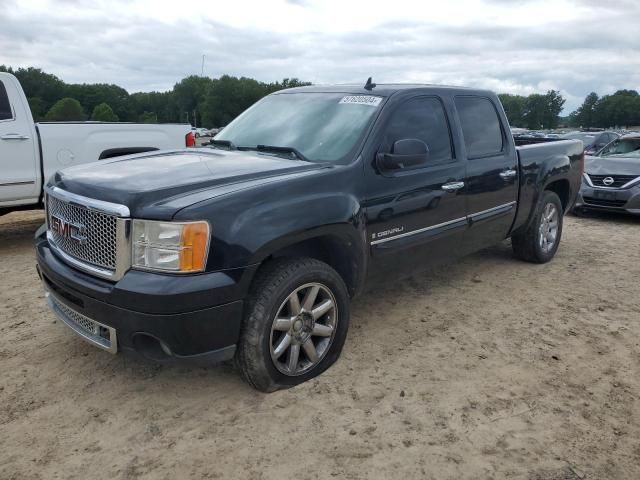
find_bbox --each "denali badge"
[372,226,405,240]
[603,176,614,186]
[50,215,87,244]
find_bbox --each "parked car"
[574,134,640,215]
[35,83,583,391]
[0,72,195,215]
[561,131,621,154]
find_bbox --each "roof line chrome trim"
[46,186,130,217]
[370,216,467,245]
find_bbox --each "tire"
[236,257,350,392]
[511,190,563,263]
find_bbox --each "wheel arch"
[250,226,366,297]
[544,178,571,212]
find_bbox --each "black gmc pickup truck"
[35,83,584,391]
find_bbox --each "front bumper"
[35,227,258,365]
[575,182,640,215]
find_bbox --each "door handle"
[0,133,30,141]
[499,169,517,179]
[441,181,465,192]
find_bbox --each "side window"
[0,81,13,121]
[383,97,453,164]
[455,96,504,158]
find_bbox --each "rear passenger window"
[0,81,12,121]
[455,96,503,158]
[384,97,453,164]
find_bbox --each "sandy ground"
[1,210,639,480]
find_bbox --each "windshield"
[599,138,640,158]
[213,92,383,163]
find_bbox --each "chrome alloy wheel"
[269,282,338,376]
[539,203,559,253]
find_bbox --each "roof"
[273,83,493,97]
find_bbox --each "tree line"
[0,65,310,126]
[2,65,638,129]
[498,91,565,129]
[569,90,640,128]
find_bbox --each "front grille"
[47,194,117,270]
[583,196,627,208]
[48,291,117,353]
[587,174,639,188]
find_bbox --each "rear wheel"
[236,257,350,392]
[512,190,563,263]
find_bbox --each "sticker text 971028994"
[339,95,382,107]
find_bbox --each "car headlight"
[132,220,210,273]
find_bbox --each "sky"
[1,0,638,113]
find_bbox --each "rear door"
[364,95,468,279]
[454,95,518,248]
[0,77,39,204]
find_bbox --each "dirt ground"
[1,210,639,480]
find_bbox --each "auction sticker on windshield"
[339,95,382,107]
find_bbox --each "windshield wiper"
[208,139,236,149]
[238,144,310,162]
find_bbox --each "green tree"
[572,92,598,127]
[138,111,158,123]
[542,90,565,129]
[67,83,133,121]
[91,102,119,121]
[521,90,565,129]
[45,97,86,121]
[173,75,213,126]
[10,67,66,114]
[498,94,527,127]
[27,97,47,121]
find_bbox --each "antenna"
[364,77,376,91]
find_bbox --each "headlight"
[132,220,210,273]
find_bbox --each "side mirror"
[377,139,430,171]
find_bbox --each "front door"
[364,95,468,281]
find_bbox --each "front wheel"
[236,258,350,392]
[512,191,563,263]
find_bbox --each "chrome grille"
[587,174,639,189]
[47,194,117,270]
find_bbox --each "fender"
[174,164,368,292]
[511,140,582,236]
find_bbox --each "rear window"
[0,81,12,121]
[455,96,504,158]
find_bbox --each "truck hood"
[585,155,640,176]
[51,148,329,218]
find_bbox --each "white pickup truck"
[0,72,194,215]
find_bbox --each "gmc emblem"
[50,215,87,245]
